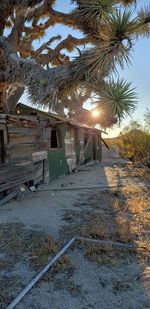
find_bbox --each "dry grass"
[0,223,73,308]
[123,164,150,183]
[0,223,58,269]
[83,242,129,266]
[0,276,22,309]
[84,186,150,264]
[61,170,150,266]
[1,165,149,307]
[54,277,81,296]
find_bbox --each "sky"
[22,0,150,137]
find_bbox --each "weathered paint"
[84,131,94,163]
[74,128,80,164]
[93,133,102,161]
[48,124,102,180]
[64,128,76,172]
[48,125,69,180]
[97,134,102,161]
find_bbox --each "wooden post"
[75,134,93,173]
[101,137,110,150]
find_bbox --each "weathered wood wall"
[0,114,49,194]
[64,125,102,172]
[64,128,77,172]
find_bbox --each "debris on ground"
[0,160,150,309]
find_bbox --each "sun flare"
[91,109,100,117]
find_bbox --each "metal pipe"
[77,237,135,250]
[6,237,76,309]
[6,236,135,309]
[37,185,125,192]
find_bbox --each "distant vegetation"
[106,109,150,167]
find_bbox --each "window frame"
[50,127,62,149]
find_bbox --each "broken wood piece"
[75,134,93,173]
[0,191,17,206]
[100,136,110,150]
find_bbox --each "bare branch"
[33,35,61,57]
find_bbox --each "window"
[84,132,89,146]
[50,128,62,148]
[0,130,4,163]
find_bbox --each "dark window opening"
[0,130,5,163]
[51,128,62,148]
[84,132,89,146]
[30,112,37,116]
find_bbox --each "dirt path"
[0,146,150,308]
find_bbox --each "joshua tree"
[0,0,149,127]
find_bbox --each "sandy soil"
[0,146,150,309]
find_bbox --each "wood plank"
[6,142,48,153]
[0,161,33,169]
[0,124,7,130]
[9,135,37,144]
[43,159,49,183]
[0,164,34,183]
[32,151,47,162]
[33,161,44,185]
[75,134,93,172]
[33,175,43,185]
[0,115,7,121]
[7,114,39,123]
[8,127,42,136]
[7,122,39,129]
[0,191,17,206]
[0,173,35,192]
[9,156,33,164]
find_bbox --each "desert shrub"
[116,130,150,167]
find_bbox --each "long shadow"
[101,146,150,306]
[61,145,150,308]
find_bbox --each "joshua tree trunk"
[0,89,6,113]
[0,83,24,113]
[6,85,25,113]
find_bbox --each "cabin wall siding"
[0,114,49,193]
[48,124,102,180]
[0,109,103,191]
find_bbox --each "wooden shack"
[0,113,49,198]
[16,103,103,180]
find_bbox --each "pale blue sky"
[21,0,150,136]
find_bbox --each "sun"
[91,109,100,117]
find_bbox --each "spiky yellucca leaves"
[99,80,137,121]
[70,2,150,124]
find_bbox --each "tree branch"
[33,35,61,57]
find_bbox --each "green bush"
[116,130,150,167]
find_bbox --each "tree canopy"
[0,0,150,127]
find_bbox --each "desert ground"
[0,146,150,309]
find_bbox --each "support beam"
[75,134,93,173]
